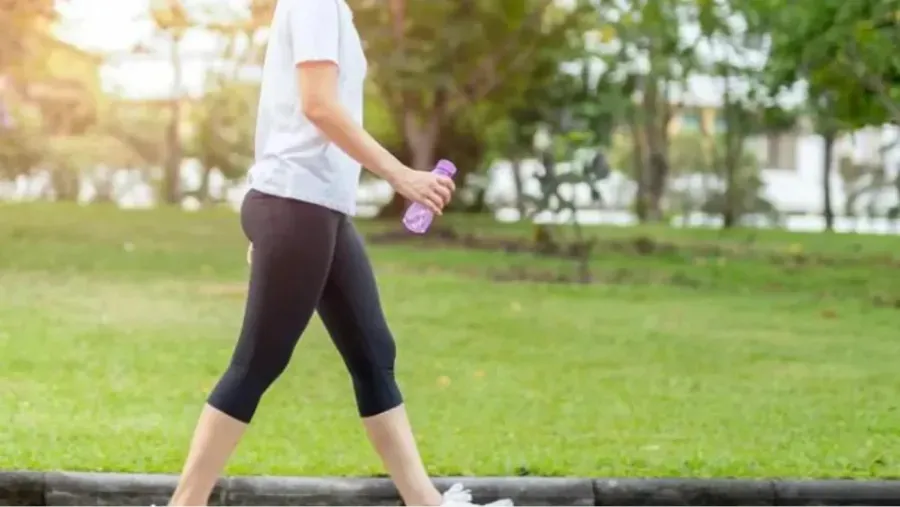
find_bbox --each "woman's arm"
[297,62,453,214]
[298,63,404,185]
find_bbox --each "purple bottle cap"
[435,159,457,177]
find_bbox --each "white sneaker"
[441,483,514,506]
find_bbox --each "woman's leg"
[316,220,513,507]
[169,192,341,506]
[315,219,444,506]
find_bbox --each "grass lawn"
[0,202,898,479]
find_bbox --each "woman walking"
[166,0,511,506]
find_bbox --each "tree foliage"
[187,80,257,189]
[762,0,896,129]
[348,0,595,216]
[591,0,733,222]
[5,0,900,226]
[0,0,57,74]
[0,98,44,179]
[759,0,900,228]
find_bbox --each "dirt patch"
[489,266,587,285]
[871,294,900,309]
[366,226,899,308]
[369,226,534,255]
[367,225,900,269]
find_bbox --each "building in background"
[664,75,899,217]
[485,72,899,229]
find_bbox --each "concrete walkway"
[2,471,900,505]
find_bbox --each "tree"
[142,0,273,204]
[184,18,264,202]
[187,79,257,201]
[0,91,148,201]
[508,59,626,280]
[101,100,169,170]
[598,0,776,227]
[699,142,777,225]
[147,0,193,204]
[349,0,594,216]
[620,126,777,227]
[623,129,711,221]
[528,129,611,283]
[0,96,44,179]
[488,105,546,218]
[482,50,609,217]
[42,133,145,201]
[592,0,720,222]
[760,0,898,121]
[838,155,895,223]
[0,0,57,75]
[761,0,899,229]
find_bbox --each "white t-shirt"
[248,0,367,216]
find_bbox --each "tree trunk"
[377,193,405,218]
[628,112,649,222]
[720,72,744,229]
[51,166,80,202]
[722,158,737,228]
[377,107,441,219]
[198,164,212,203]
[94,179,115,203]
[822,130,835,232]
[641,79,669,222]
[409,129,438,171]
[377,0,414,219]
[645,152,668,222]
[722,112,738,229]
[162,31,183,205]
[511,157,526,219]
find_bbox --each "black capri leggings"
[207,190,403,422]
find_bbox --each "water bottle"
[402,159,457,234]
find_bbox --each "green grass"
[1,202,899,478]
[435,213,900,259]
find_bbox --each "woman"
[167,0,511,506]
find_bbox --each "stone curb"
[2,471,900,506]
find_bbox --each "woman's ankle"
[401,485,443,506]
[169,486,209,507]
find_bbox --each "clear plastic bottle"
[402,159,457,234]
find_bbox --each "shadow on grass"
[367,225,900,309]
[369,225,900,268]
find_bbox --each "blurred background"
[1,0,898,227]
[1,0,899,481]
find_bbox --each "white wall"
[752,126,900,215]
[478,125,900,219]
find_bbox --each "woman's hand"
[391,167,455,215]
[246,243,253,265]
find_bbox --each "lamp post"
[150,0,190,205]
